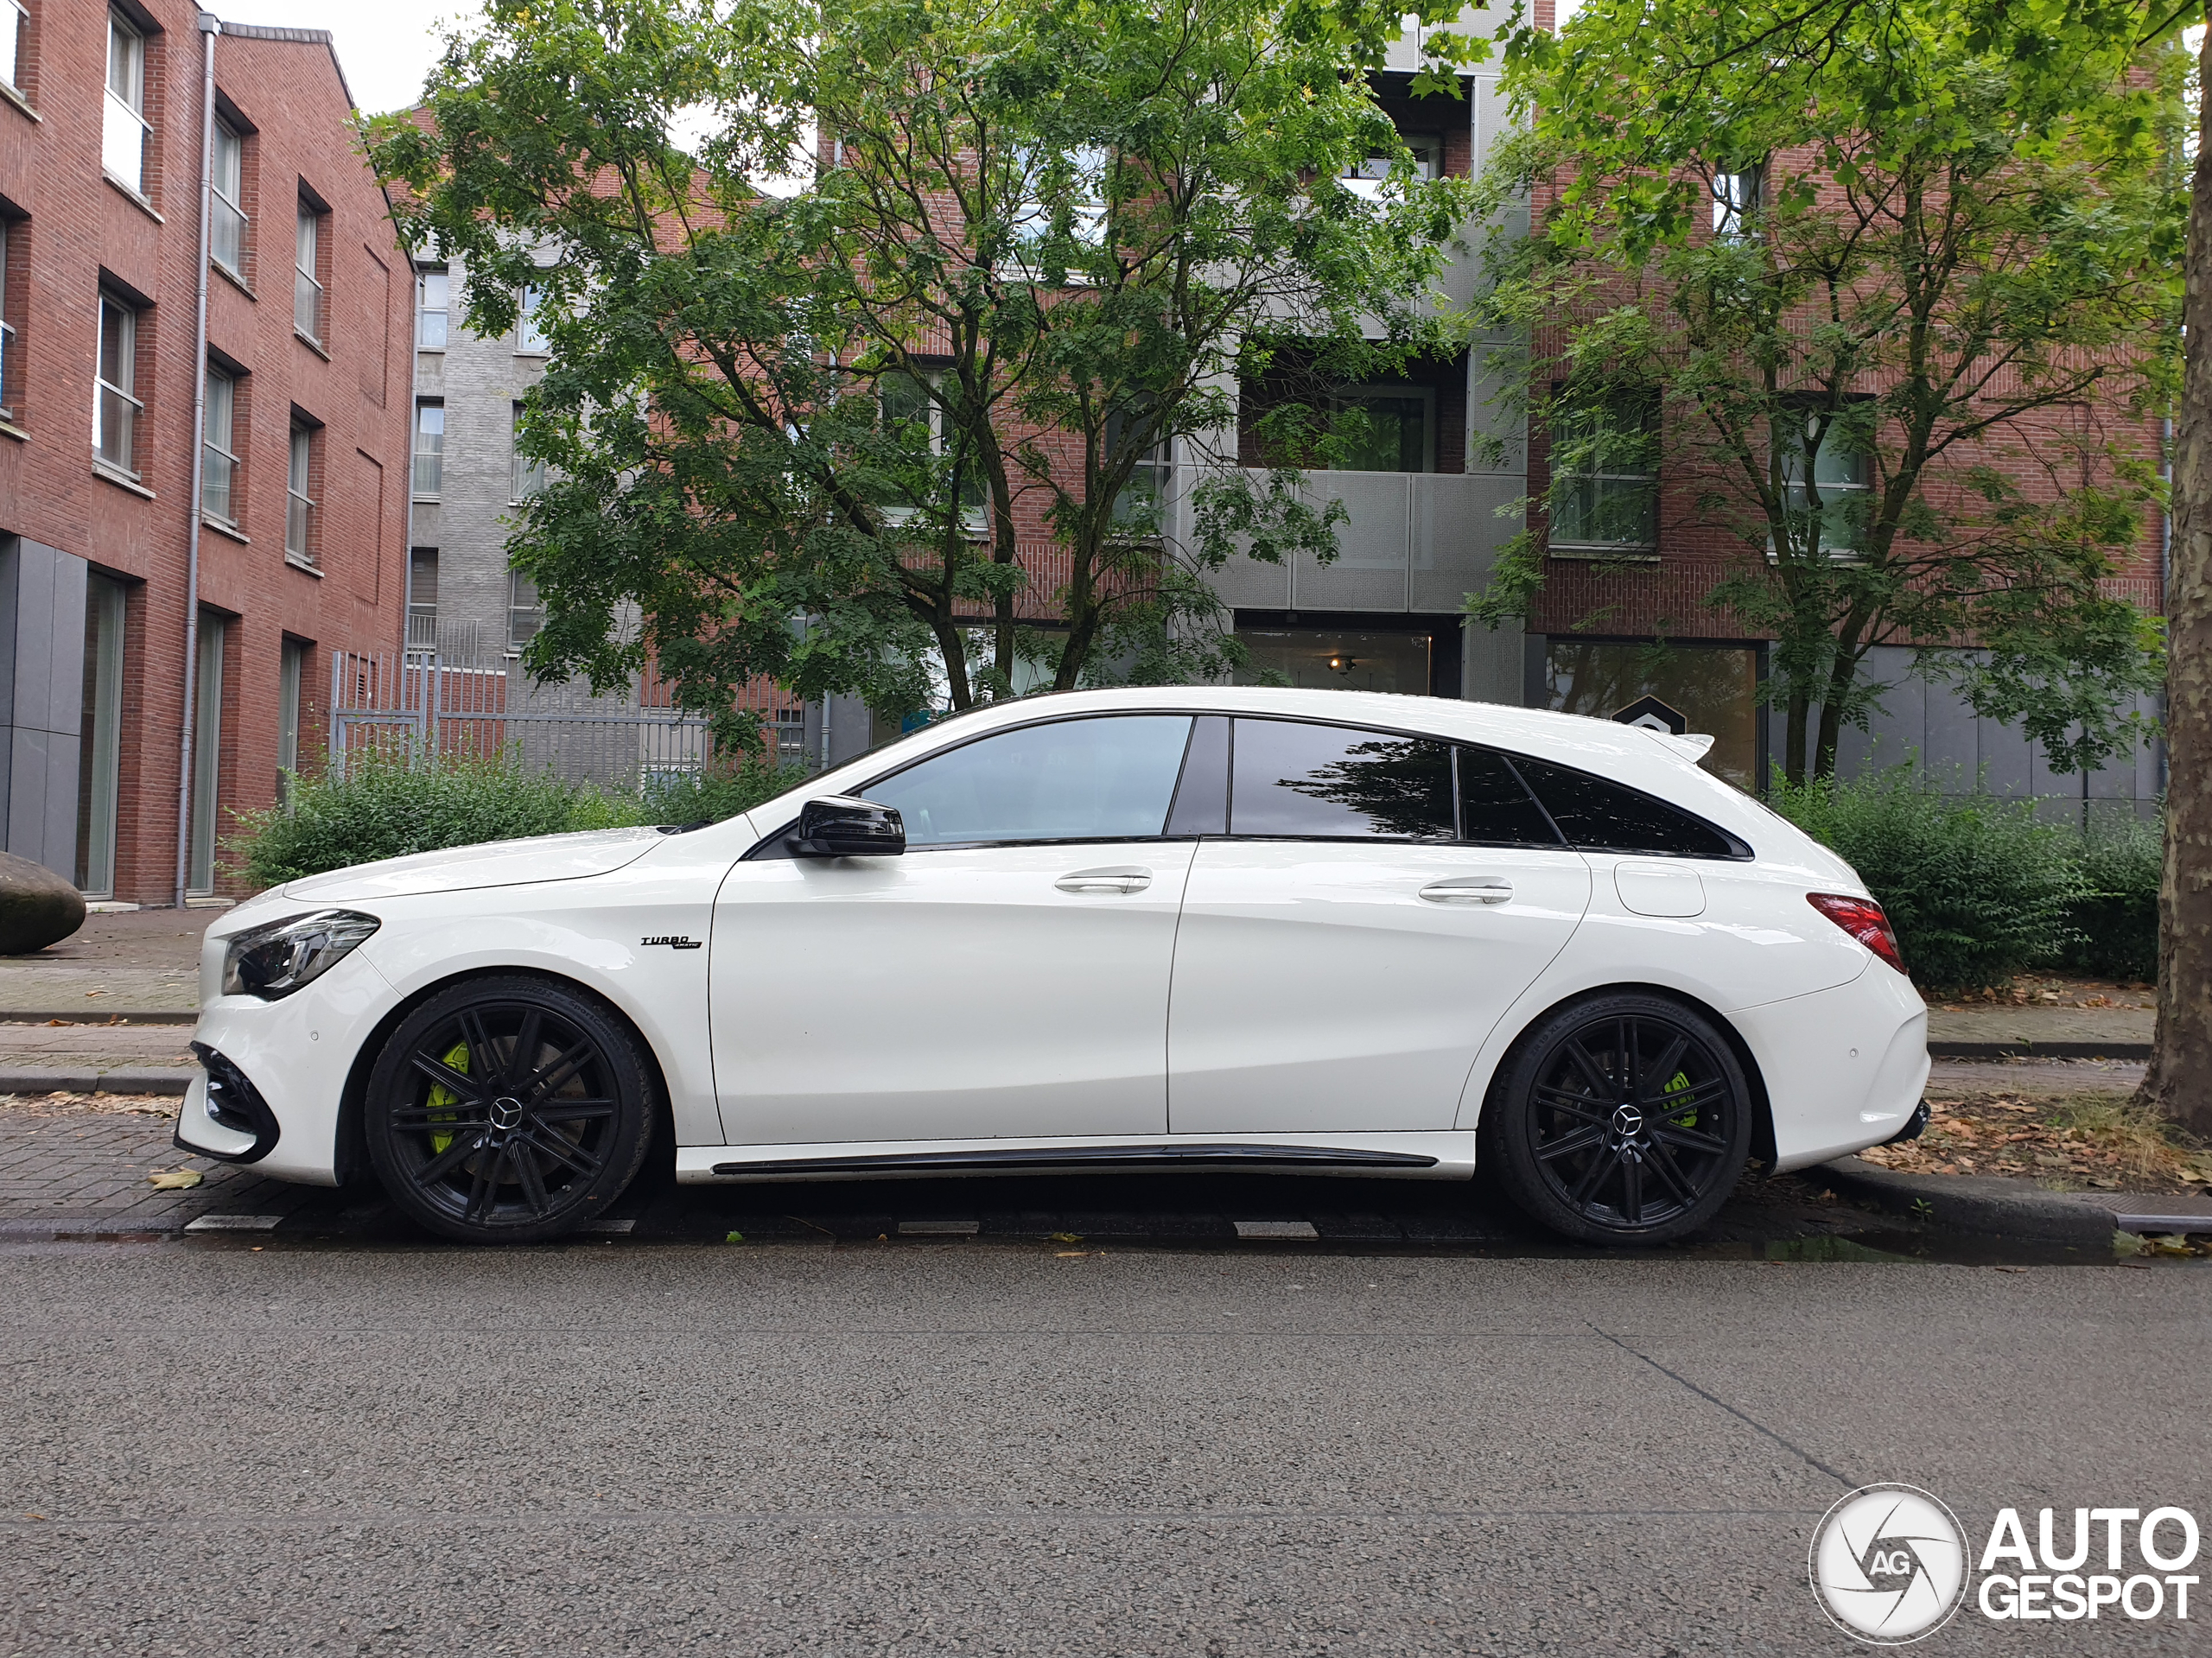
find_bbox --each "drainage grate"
[898,1219,980,1236]
[182,1214,285,1234]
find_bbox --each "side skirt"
[677,1132,1478,1184]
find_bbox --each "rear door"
[1166,719,1592,1134]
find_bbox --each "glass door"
[188,614,225,895]
[74,575,127,897]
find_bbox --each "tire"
[1483,993,1751,1247]
[364,975,656,1244]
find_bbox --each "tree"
[369,0,1489,738]
[1467,0,2181,785]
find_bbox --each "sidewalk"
[0,909,209,1022]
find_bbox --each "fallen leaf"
[1055,1250,1094,1258]
[1047,1232,1084,1243]
[147,1169,202,1190]
[724,1230,745,1243]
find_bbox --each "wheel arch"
[333,966,679,1190]
[1472,981,1777,1172]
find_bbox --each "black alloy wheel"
[1484,993,1751,1246]
[364,976,654,1243]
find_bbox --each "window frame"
[211,118,249,279]
[293,197,326,344]
[284,419,315,563]
[94,291,141,476]
[510,400,545,503]
[414,264,448,349]
[411,397,443,499]
[505,569,541,653]
[1545,385,1661,554]
[2,0,27,98]
[104,10,148,194]
[516,280,550,354]
[0,216,16,424]
[1775,405,1872,561]
[201,359,239,525]
[1712,161,1764,241]
[871,368,986,534]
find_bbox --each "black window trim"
[740,706,1751,861]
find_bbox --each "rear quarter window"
[1509,754,1750,860]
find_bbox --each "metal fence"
[327,645,806,791]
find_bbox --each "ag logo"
[1809,1483,1969,1644]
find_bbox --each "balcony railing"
[1192,467,1523,613]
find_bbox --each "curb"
[0,1066,198,1096]
[1808,1155,2212,1245]
[1928,1040,2151,1060]
[0,1010,198,1026]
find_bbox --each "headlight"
[222,910,381,1000]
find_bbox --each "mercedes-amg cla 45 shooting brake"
[179,686,1928,1246]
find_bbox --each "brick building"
[0,6,410,905]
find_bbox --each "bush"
[229,749,823,890]
[228,753,650,888]
[638,754,816,827]
[1768,770,2088,992]
[2064,811,2161,983]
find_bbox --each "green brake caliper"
[1663,1070,1694,1129]
[426,1039,469,1154]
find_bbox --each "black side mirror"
[794,795,906,858]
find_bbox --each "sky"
[213,0,466,116]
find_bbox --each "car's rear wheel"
[364,976,654,1243]
[1484,994,1751,1247]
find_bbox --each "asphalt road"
[3,1235,2207,1656]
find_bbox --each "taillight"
[1807,893,1905,975]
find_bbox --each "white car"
[179,686,1928,1247]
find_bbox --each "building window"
[278,638,305,801]
[212,119,248,278]
[2,0,26,98]
[1548,388,1659,550]
[1343,132,1442,200]
[412,398,443,499]
[75,574,128,899]
[286,422,315,562]
[407,549,438,652]
[506,569,542,651]
[1779,414,1870,556]
[95,293,141,475]
[1544,639,1761,791]
[517,281,550,353]
[1106,403,1168,534]
[415,265,447,349]
[1330,388,1433,473]
[1235,625,1436,696]
[872,372,986,531]
[202,362,239,524]
[1713,162,1764,241]
[294,200,326,343]
[0,218,16,425]
[511,402,545,501]
[104,11,148,194]
[187,613,224,896]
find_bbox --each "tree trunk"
[2139,24,2212,1137]
[1784,689,1810,788]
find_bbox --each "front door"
[1167,719,1592,1134]
[709,714,1201,1147]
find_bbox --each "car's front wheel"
[1484,994,1751,1247]
[364,975,655,1243]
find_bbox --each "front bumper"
[173,949,398,1186]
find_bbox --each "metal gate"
[327,647,804,789]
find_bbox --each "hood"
[281,827,671,904]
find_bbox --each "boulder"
[0,851,86,954]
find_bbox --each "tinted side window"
[1510,755,1745,859]
[1457,747,1564,847]
[868,715,1193,846]
[1230,719,1455,840]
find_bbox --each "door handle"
[1057,867,1152,893]
[1419,876,1514,905]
